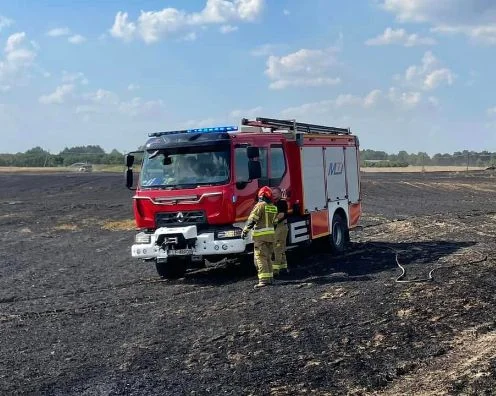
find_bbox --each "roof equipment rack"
[241,117,351,135]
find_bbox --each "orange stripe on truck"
[310,210,329,239]
[348,203,362,228]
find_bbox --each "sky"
[0,0,496,155]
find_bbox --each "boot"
[254,278,273,288]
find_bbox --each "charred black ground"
[1,171,495,395]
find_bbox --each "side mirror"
[126,168,135,190]
[295,133,304,147]
[248,160,262,180]
[247,147,260,159]
[125,154,135,168]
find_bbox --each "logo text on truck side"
[328,162,344,176]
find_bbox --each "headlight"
[217,229,243,239]
[135,232,151,244]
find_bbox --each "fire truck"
[125,117,362,279]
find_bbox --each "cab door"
[233,143,269,221]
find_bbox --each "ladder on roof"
[241,117,351,135]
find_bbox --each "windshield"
[140,147,230,188]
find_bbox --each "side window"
[258,148,269,187]
[234,147,249,182]
[235,146,268,182]
[269,146,286,186]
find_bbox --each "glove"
[241,229,249,239]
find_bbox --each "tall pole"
[44,150,49,167]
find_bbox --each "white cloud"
[0,15,14,32]
[180,32,197,41]
[283,9,290,16]
[364,89,383,108]
[381,0,496,45]
[68,35,86,44]
[74,89,166,119]
[423,68,454,90]
[86,88,120,105]
[229,106,263,119]
[397,51,455,91]
[109,0,265,43]
[220,24,238,33]
[62,71,88,85]
[270,77,341,90]
[5,32,26,53]
[39,84,74,104]
[432,25,496,45]
[366,27,436,47]
[47,27,71,37]
[109,12,136,42]
[265,47,341,90]
[487,107,496,116]
[387,88,422,109]
[280,88,430,118]
[47,28,87,44]
[0,32,38,88]
[118,97,165,117]
[127,83,140,91]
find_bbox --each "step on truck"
[125,117,362,279]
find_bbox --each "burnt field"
[1,171,496,395]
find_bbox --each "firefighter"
[241,186,278,288]
[272,187,289,276]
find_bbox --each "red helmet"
[258,186,273,200]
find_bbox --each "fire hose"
[393,250,488,283]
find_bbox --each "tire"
[155,258,187,279]
[330,213,348,253]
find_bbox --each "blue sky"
[1,0,495,154]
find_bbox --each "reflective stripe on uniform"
[273,263,287,270]
[264,205,277,230]
[252,227,275,236]
[258,272,273,280]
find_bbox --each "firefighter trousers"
[253,239,274,282]
[273,223,288,272]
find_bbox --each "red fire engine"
[125,117,362,279]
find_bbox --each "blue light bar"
[187,126,238,133]
[149,125,238,137]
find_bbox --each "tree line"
[360,149,496,167]
[1,146,496,168]
[0,146,123,167]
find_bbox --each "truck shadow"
[181,240,477,286]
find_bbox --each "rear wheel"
[155,258,187,279]
[330,213,348,253]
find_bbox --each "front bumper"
[131,225,249,260]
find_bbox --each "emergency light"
[187,126,238,133]
[149,125,238,137]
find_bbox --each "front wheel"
[155,258,187,279]
[330,213,349,253]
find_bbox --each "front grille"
[156,210,206,227]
